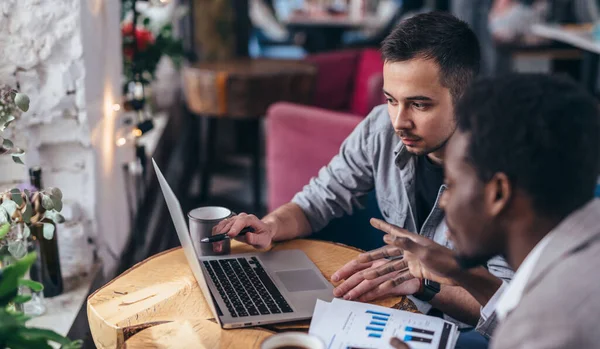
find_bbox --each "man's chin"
[454,254,492,270]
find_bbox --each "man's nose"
[392,107,412,130]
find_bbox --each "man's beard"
[454,253,493,270]
[400,132,452,156]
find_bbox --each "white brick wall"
[0,0,132,277]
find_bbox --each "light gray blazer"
[491,199,600,349]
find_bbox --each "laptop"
[152,159,334,328]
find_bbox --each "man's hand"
[211,213,274,249]
[390,338,410,349]
[330,251,421,302]
[361,218,464,286]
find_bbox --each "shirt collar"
[494,229,557,320]
[393,142,413,168]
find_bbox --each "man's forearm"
[428,268,503,326]
[453,267,503,307]
[262,203,313,242]
[429,286,481,326]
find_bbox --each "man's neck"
[505,213,563,270]
[426,151,444,166]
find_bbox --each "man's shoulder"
[362,104,394,135]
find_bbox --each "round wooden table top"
[182,59,317,118]
[87,239,418,349]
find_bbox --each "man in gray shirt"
[215,12,513,335]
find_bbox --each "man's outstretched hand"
[359,218,465,286]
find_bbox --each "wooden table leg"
[199,117,217,203]
[249,119,262,213]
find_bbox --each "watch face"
[425,279,441,292]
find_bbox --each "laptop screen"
[152,158,221,325]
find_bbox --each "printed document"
[309,298,459,349]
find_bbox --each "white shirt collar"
[494,231,557,320]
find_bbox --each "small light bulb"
[132,128,143,137]
[112,104,121,111]
[116,137,127,147]
[160,0,171,3]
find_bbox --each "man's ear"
[485,172,511,216]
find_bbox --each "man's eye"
[386,98,395,104]
[413,102,428,110]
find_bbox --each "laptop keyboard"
[203,257,294,318]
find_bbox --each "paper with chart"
[309,298,459,349]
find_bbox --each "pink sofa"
[266,49,385,211]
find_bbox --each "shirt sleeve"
[475,281,509,339]
[291,109,379,232]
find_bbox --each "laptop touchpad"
[276,269,327,292]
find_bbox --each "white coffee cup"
[188,206,233,256]
[261,333,325,349]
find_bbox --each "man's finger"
[363,259,408,280]
[226,214,257,237]
[214,218,235,235]
[390,337,410,349]
[243,232,270,249]
[372,218,429,244]
[333,268,368,297]
[379,271,414,291]
[331,259,371,282]
[357,245,402,263]
[357,283,388,302]
[385,235,430,256]
[344,272,398,301]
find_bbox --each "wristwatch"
[414,279,440,302]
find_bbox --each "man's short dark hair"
[456,73,600,217]
[381,12,480,104]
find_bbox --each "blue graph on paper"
[364,310,390,339]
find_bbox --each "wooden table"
[182,59,316,212]
[531,23,598,92]
[88,239,418,348]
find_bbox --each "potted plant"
[0,87,81,348]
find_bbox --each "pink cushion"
[350,49,384,116]
[305,50,360,111]
[266,102,363,211]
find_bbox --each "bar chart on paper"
[309,299,458,349]
[365,310,390,338]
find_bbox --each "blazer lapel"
[523,199,600,294]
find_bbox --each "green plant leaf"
[1,199,18,216]
[50,212,65,224]
[0,223,9,239]
[50,194,62,212]
[47,187,63,201]
[14,93,30,112]
[3,138,13,148]
[0,207,8,224]
[41,194,54,211]
[0,252,36,302]
[18,279,43,292]
[23,202,33,224]
[12,156,24,165]
[8,240,27,259]
[16,327,73,345]
[10,188,23,206]
[12,294,32,304]
[42,223,54,240]
[11,148,25,157]
[22,224,30,239]
[62,340,84,349]
[6,336,53,349]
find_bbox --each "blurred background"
[1,0,600,347]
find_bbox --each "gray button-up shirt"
[292,105,514,337]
